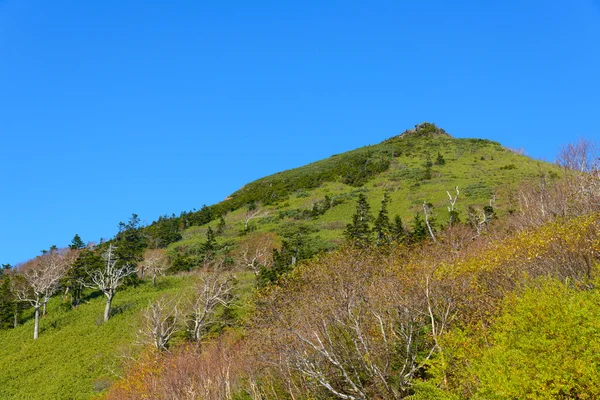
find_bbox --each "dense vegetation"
[1,124,597,399]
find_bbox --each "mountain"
[0,123,565,399]
[159,122,556,271]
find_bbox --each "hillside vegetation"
[1,124,596,399]
[158,123,558,272]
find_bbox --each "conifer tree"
[344,193,373,247]
[69,234,86,250]
[391,215,406,243]
[216,215,226,234]
[374,193,391,246]
[0,276,17,329]
[411,213,428,242]
[63,249,103,307]
[115,214,147,267]
[203,226,217,255]
[435,151,446,165]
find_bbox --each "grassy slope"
[0,277,188,400]
[176,131,558,251]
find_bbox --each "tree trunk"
[42,298,47,317]
[33,306,39,340]
[72,286,80,307]
[153,273,157,287]
[104,293,113,322]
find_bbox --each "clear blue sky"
[1,1,599,265]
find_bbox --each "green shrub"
[473,281,600,399]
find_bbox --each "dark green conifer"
[374,193,391,246]
[0,277,16,329]
[344,193,373,247]
[435,151,446,165]
[391,215,406,243]
[203,226,217,255]
[411,213,428,242]
[217,216,226,234]
[69,234,86,250]
[62,249,103,307]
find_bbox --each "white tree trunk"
[33,306,40,340]
[104,293,113,322]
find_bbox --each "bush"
[472,281,600,399]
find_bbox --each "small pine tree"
[258,243,295,287]
[391,215,406,243]
[435,152,446,165]
[344,193,373,247]
[0,277,16,329]
[411,213,428,242]
[69,234,86,250]
[63,248,103,307]
[373,193,391,246]
[203,227,217,254]
[216,216,226,234]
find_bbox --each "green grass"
[0,277,189,399]
[174,131,559,253]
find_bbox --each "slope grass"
[173,133,559,255]
[0,277,189,399]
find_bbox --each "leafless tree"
[557,138,600,174]
[137,296,181,351]
[82,244,135,322]
[243,207,269,231]
[185,271,234,342]
[15,249,75,339]
[556,138,600,213]
[423,201,437,242]
[447,186,460,225]
[236,233,274,276]
[140,249,168,286]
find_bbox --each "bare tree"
[556,138,600,213]
[137,295,181,351]
[185,270,234,342]
[140,249,168,286]
[447,186,460,225]
[243,207,269,232]
[15,249,75,339]
[557,138,600,174]
[236,233,275,276]
[82,244,135,322]
[423,201,437,242]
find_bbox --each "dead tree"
[140,249,168,286]
[423,201,437,242]
[556,138,600,213]
[82,244,135,322]
[137,296,181,350]
[237,234,274,276]
[243,208,269,232]
[185,272,234,342]
[446,186,459,225]
[15,249,74,339]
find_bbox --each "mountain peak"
[398,122,452,139]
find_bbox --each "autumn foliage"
[104,139,600,399]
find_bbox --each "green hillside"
[0,278,187,399]
[166,123,557,267]
[0,123,563,399]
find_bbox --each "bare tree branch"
[81,244,135,322]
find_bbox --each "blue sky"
[1,0,599,265]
